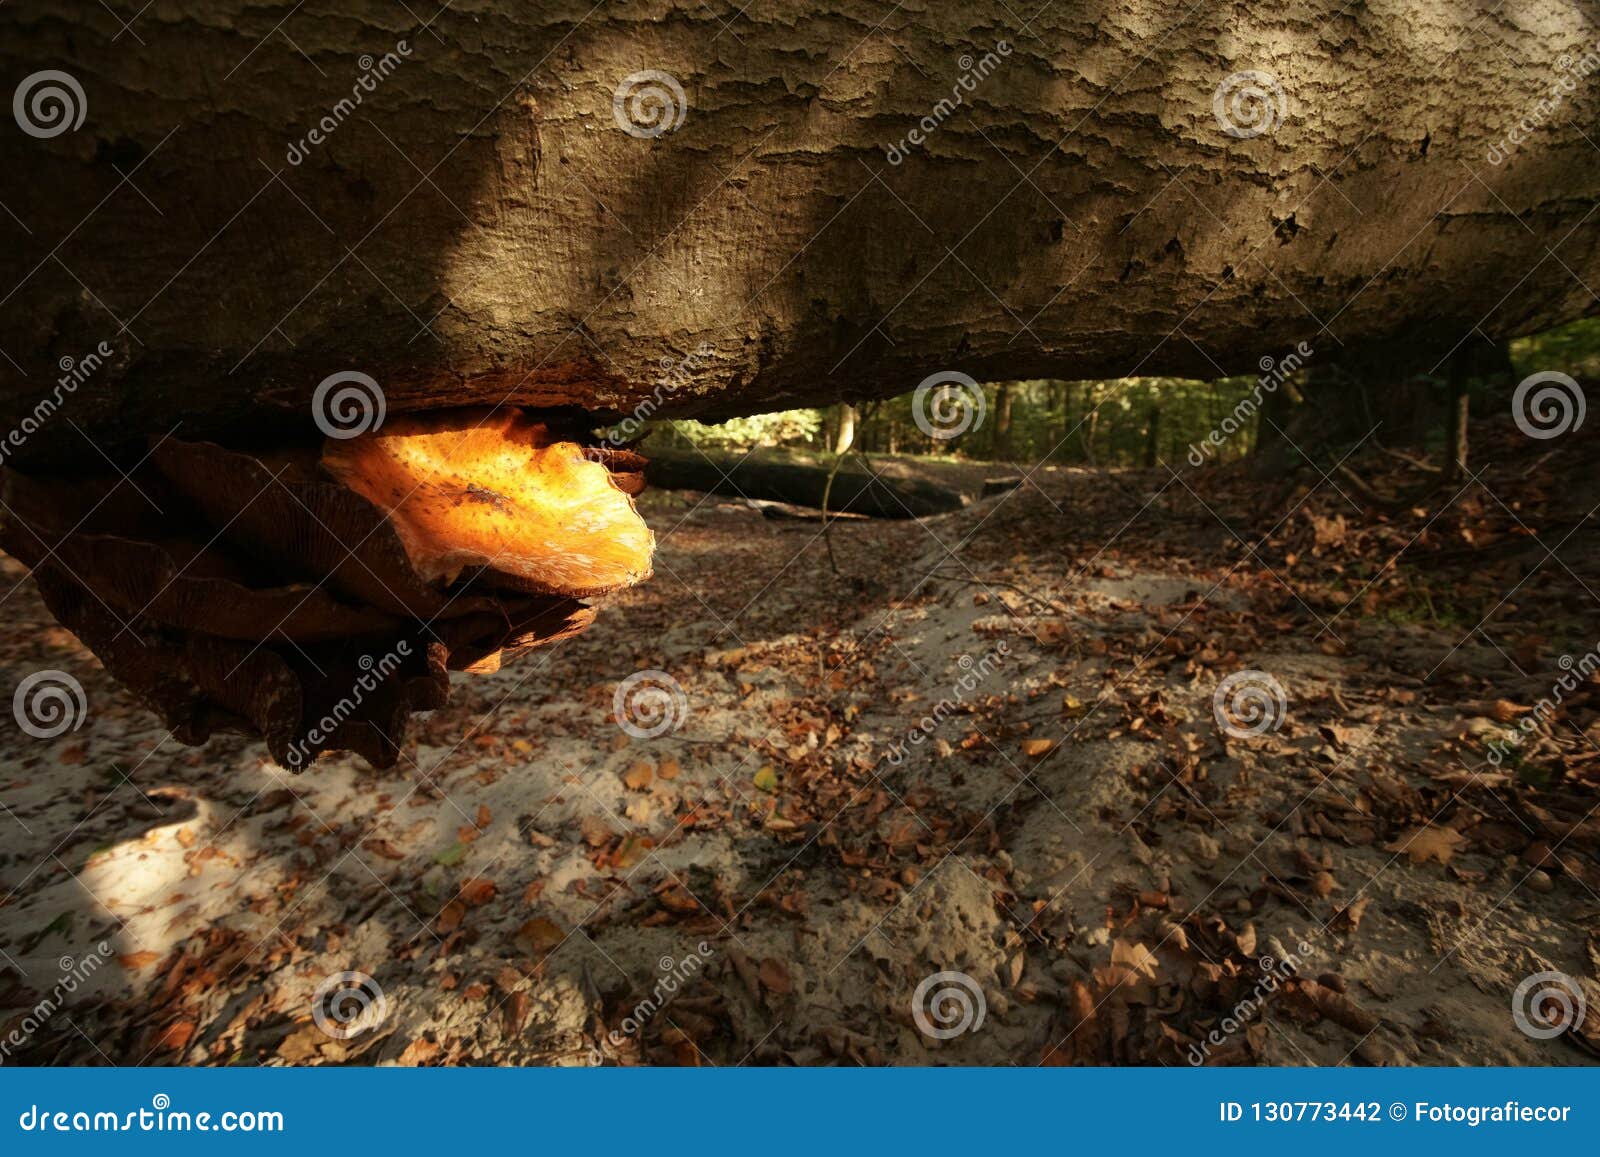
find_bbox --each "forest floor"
[2,410,1599,1067]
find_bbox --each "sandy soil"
[2,427,1598,1066]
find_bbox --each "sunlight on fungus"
[322,409,654,597]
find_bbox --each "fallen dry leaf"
[758,957,792,994]
[1386,824,1466,865]
[515,917,565,956]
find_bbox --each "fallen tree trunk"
[645,447,966,518]
[2,2,1599,463]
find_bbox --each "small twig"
[820,400,884,577]
[1333,461,1441,512]
[1377,446,1442,474]
[819,450,847,576]
[926,567,1061,615]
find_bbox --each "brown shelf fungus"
[0,408,654,770]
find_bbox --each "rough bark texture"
[2,1,1598,464]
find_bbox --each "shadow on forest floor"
[2,408,1598,1066]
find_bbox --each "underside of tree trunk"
[2,1,1598,466]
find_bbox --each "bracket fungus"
[0,408,654,770]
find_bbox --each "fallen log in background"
[643,447,967,519]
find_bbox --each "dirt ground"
[2,412,1599,1067]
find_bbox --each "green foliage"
[651,411,824,449]
[621,319,1595,466]
[842,377,1272,467]
[1511,316,1600,379]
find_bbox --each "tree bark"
[1082,387,1101,465]
[1144,405,1161,467]
[993,384,1014,460]
[3,1,1599,464]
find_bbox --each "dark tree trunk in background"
[994,385,1014,460]
[1446,370,1471,483]
[1252,375,1298,476]
[1082,387,1101,466]
[1144,405,1162,467]
[1263,328,1520,479]
[2,1,1598,465]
